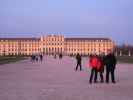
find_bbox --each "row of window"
[43,48,63,52]
[66,40,111,42]
[0,42,39,45]
[66,46,112,48]
[45,36,64,41]
[43,43,63,45]
[0,42,112,47]
[0,48,40,51]
[0,40,39,42]
[45,39,64,41]
[65,48,110,51]
[66,42,112,45]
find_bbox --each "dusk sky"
[0,0,133,45]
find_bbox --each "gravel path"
[0,56,133,100]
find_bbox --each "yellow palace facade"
[0,35,114,56]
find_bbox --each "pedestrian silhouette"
[104,50,117,84]
[97,55,105,83]
[35,54,38,62]
[75,53,82,71]
[31,54,36,62]
[30,55,33,62]
[39,54,43,62]
[89,54,99,84]
[54,54,57,59]
[59,53,63,59]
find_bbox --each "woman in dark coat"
[97,55,105,83]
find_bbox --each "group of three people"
[31,54,43,62]
[75,50,117,84]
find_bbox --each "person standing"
[30,55,33,62]
[32,54,36,62]
[54,54,57,59]
[39,54,43,62]
[89,54,99,84]
[104,50,117,84]
[75,53,82,71]
[35,54,38,62]
[97,55,105,83]
[59,53,63,59]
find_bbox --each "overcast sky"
[0,0,133,45]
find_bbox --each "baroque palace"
[0,35,114,56]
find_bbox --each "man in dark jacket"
[75,53,82,71]
[104,50,117,83]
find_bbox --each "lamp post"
[120,50,122,56]
[128,50,131,56]
[115,51,118,56]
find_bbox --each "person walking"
[75,53,82,71]
[104,50,117,84]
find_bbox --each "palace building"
[0,35,114,56]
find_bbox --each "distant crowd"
[31,54,43,62]
[30,53,63,62]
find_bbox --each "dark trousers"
[40,58,43,61]
[89,68,97,83]
[76,62,82,71]
[98,71,104,82]
[106,67,115,83]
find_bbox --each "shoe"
[112,81,116,84]
[94,81,97,83]
[101,80,104,83]
[106,81,109,84]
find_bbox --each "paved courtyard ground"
[0,56,133,100]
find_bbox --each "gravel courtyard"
[0,56,133,100]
